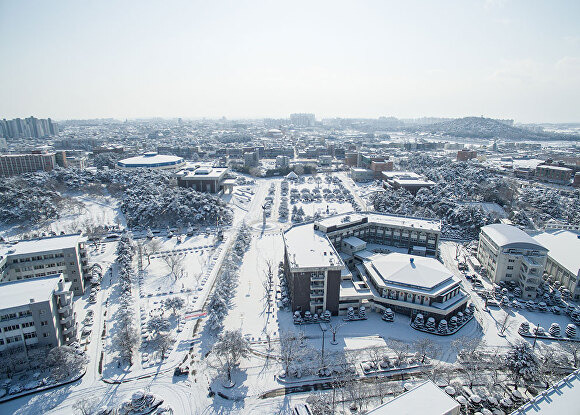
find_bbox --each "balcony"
[311,274,325,281]
[310,281,324,289]
[62,325,74,335]
[311,290,325,298]
[310,299,324,305]
[60,314,73,325]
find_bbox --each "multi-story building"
[0,117,59,139]
[290,113,315,127]
[0,274,76,352]
[457,149,477,161]
[535,164,572,185]
[477,224,548,299]
[283,212,448,317]
[533,229,580,301]
[0,234,88,295]
[0,151,57,177]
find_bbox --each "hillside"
[416,117,580,141]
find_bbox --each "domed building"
[117,152,185,170]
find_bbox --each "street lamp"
[320,323,328,368]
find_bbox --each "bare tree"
[162,253,185,281]
[261,260,275,313]
[387,339,410,366]
[451,335,485,361]
[279,330,303,375]
[212,330,251,385]
[328,322,345,344]
[73,398,99,415]
[497,310,513,336]
[413,338,441,363]
[143,238,162,266]
[366,346,387,369]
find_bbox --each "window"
[43,333,49,338]
[40,321,48,326]
[506,273,512,278]
[507,266,514,270]
[23,332,36,340]
[21,321,34,328]
[3,324,20,332]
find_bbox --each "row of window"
[0,331,42,345]
[14,253,66,263]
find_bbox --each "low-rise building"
[532,229,580,300]
[367,380,460,415]
[117,152,185,171]
[0,274,76,352]
[175,165,230,193]
[0,233,88,295]
[382,171,436,194]
[457,149,477,161]
[477,224,548,299]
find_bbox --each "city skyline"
[1,0,580,123]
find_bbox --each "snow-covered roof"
[0,274,64,310]
[532,230,580,276]
[365,252,454,291]
[510,369,580,415]
[283,223,344,270]
[367,380,460,415]
[117,153,184,168]
[176,166,228,180]
[342,236,366,249]
[481,224,546,251]
[9,233,82,256]
[316,212,441,233]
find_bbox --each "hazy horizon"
[1,0,579,123]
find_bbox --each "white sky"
[1,0,579,123]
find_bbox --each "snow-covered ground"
[1,178,577,415]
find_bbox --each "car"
[86,310,94,318]
[9,385,23,395]
[174,366,189,376]
[81,327,92,338]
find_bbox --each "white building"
[367,380,460,415]
[477,224,548,299]
[532,229,580,300]
[0,274,76,352]
[117,152,185,171]
[0,233,88,295]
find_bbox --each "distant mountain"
[413,117,580,141]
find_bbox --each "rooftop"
[316,212,441,233]
[117,153,184,168]
[367,380,460,415]
[510,369,580,415]
[481,224,547,251]
[7,233,82,256]
[283,223,343,270]
[365,252,454,291]
[0,274,64,310]
[532,230,580,276]
[176,165,228,180]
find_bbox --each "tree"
[451,335,485,361]
[73,398,99,415]
[328,322,345,345]
[143,239,162,265]
[506,341,540,386]
[162,254,185,281]
[212,330,250,385]
[279,330,303,376]
[366,346,387,369]
[153,331,174,359]
[387,339,410,366]
[47,346,87,381]
[147,316,170,337]
[497,310,513,336]
[560,341,580,368]
[164,297,185,315]
[413,338,441,363]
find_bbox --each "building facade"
[175,166,229,193]
[283,212,447,317]
[0,151,57,177]
[0,275,76,352]
[477,224,548,299]
[0,234,88,295]
[535,164,572,185]
[533,229,580,300]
